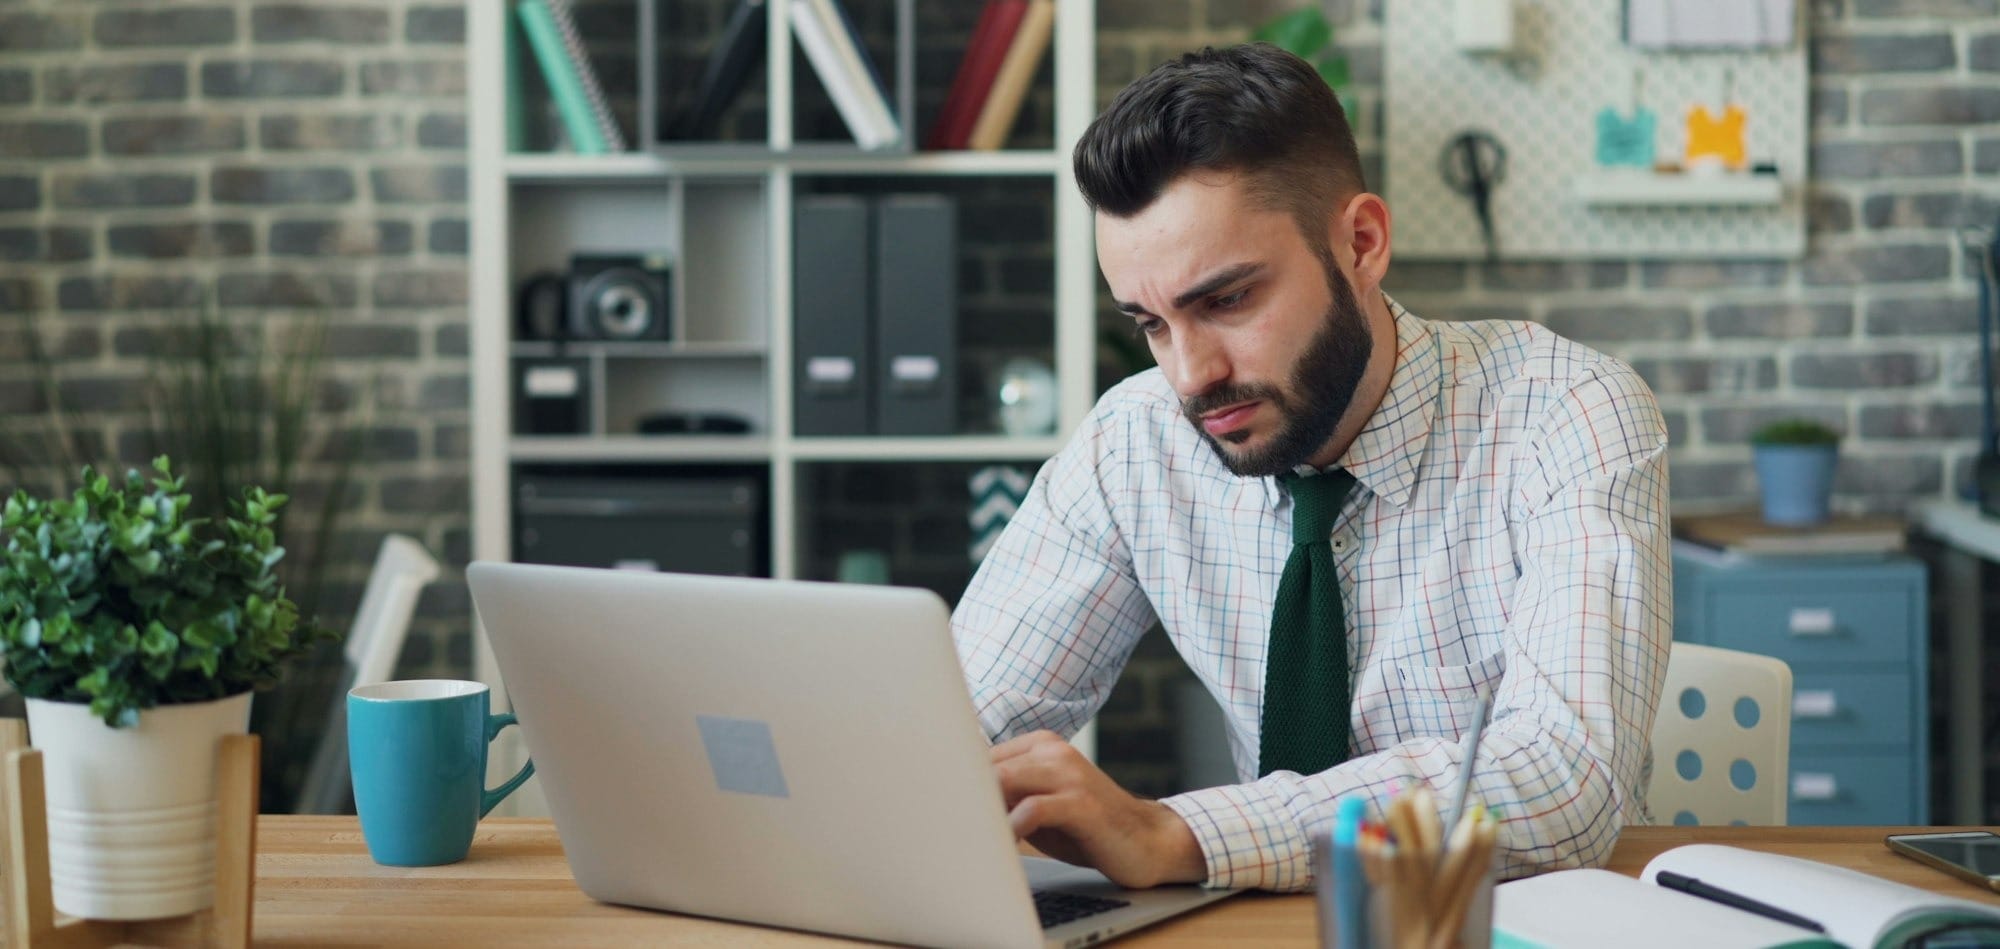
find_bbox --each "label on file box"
[806,356,857,385]
[524,365,581,397]
[890,355,941,383]
[1793,690,1837,718]
[1788,607,1835,635]
[1792,773,1838,800]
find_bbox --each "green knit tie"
[1258,469,1357,778]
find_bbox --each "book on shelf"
[515,0,626,154]
[965,0,1053,151]
[505,8,528,151]
[670,0,768,141]
[1494,844,2000,948]
[788,0,899,149]
[927,0,1027,151]
[1673,511,1908,557]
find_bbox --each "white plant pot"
[25,692,252,921]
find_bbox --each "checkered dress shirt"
[951,299,1673,892]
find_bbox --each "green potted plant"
[0,458,330,921]
[1251,7,1355,116]
[1749,419,1841,526]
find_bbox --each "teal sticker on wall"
[697,715,790,798]
[1595,106,1656,168]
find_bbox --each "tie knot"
[1283,470,1355,545]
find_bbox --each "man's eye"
[1133,318,1164,338]
[1214,290,1249,310]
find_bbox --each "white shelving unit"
[468,1,1099,807]
[1575,169,1786,207]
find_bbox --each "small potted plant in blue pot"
[1750,419,1841,526]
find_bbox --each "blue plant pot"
[1753,444,1838,526]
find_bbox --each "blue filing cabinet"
[1672,548,1929,825]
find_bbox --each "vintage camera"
[567,253,672,342]
[515,272,568,341]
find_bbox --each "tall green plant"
[142,307,356,620]
[3,299,357,620]
[1252,8,1351,93]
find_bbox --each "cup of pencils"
[1314,787,1499,949]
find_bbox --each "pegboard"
[1385,0,1808,260]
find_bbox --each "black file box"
[872,194,957,436]
[793,195,874,436]
[513,467,768,577]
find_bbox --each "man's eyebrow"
[1111,262,1264,317]
[1173,263,1261,311]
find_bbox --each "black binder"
[793,194,873,436]
[872,195,956,436]
[670,0,768,141]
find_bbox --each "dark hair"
[1073,43,1365,260]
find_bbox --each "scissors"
[1438,130,1507,261]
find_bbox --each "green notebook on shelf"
[515,0,618,154]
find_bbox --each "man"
[950,43,1672,893]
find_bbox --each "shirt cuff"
[1159,781,1315,892]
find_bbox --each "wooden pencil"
[1410,785,1443,857]
[1429,807,1481,917]
[1429,817,1499,949]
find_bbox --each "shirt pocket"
[1381,650,1508,742]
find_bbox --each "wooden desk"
[251,818,2000,946]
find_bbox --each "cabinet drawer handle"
[1792,773,1839,801]
[1788,608,1836,636]
[1793,690,1838,719]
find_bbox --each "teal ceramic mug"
[348,680,535,866]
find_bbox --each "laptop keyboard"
[1033,890,1131,929]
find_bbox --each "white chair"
[294,534,441,814]
[1647,641,1793,827]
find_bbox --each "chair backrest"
[343,534,441,687]
[294,534,441,814]
[1647,641,1793,826]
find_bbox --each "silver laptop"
[467,562,1238,949]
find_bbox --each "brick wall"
[0,1,475,680]
[2,0,1994,808]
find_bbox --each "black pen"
[1654,870,1828,933]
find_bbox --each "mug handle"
[480,713,536,818]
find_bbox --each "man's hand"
[991,730,1207,889]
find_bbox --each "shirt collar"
[1266,296,1442,510]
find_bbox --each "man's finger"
[1008,789,1085,840]
[994,749,1083,805]
[990,729,1065,763]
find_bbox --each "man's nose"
[1167,325,1229,399]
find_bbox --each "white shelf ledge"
[790,435,1064,462]
[785,150,1062,176]
[1576,170,1784,207]
[510,435,771,463]
[510,341,766,360]
[505,151,758,182]
[508,434,1065,464]
[505,149,1062,182]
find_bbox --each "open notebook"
[1495,845,2000,949]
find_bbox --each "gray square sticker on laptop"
[696,714,790,798]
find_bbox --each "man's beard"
[1180,265,1373,478]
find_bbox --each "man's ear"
[1330,192,1392,295]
